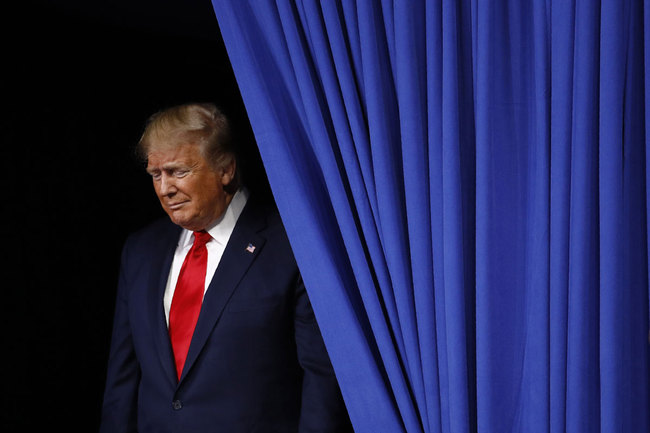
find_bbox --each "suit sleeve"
[100,239,141,433]
[293,274,353,433]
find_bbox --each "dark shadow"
[0,1,269,430]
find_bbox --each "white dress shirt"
[163,188,249,326]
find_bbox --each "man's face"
[146,142,235,231]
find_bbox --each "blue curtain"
[212,1,650,432]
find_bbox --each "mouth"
[167,201,188,210]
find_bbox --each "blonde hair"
[138,103,239,187]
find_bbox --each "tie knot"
[193,231,212,247]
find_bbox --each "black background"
[1,1,268,430]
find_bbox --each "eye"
[149,171,161,180]
[174,169,190,178]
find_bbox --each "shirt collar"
[177,187,250,248]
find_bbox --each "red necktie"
[169,231,212,380]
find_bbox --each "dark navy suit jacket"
[100,198,351,432]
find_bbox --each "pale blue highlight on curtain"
[212,1,650,432]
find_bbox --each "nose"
[159,173,177,196]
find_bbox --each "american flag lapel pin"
[246,243,256,254]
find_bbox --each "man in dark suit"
[100,103,351,432]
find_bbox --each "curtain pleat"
[549,1,574,431]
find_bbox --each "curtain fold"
[212,1,649,432]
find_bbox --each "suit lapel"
[148,223,182,387]
[179,199,267,383]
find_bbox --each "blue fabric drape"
[212,1,650,432]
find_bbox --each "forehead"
[146,142,205,169]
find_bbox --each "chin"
[175,218,204,232]
[166,208,210,231]
[173,219,194,230]
[167,213,191,230]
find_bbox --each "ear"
[219,158,236,186]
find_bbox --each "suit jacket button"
[172,400,183,410]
